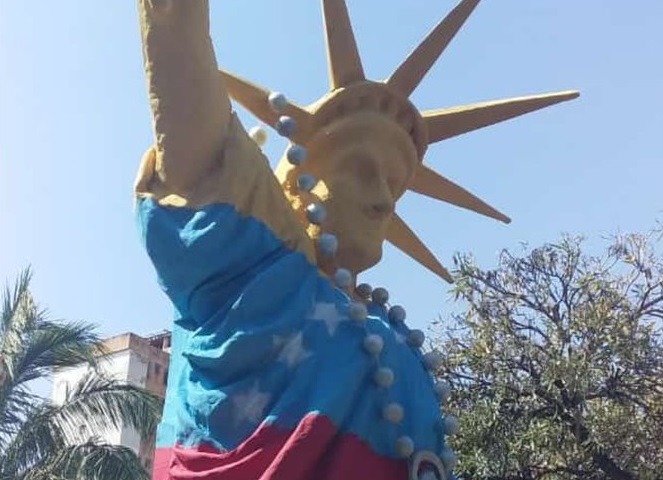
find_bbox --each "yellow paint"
[135,0,579,283]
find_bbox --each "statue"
[134,1,578,479]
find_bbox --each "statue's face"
[278,112,419,274]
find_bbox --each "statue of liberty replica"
[134,1,577,478]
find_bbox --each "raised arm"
[138,0,231,192]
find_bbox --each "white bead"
[440,449,458,469]
[388,305,406,323]
[374,367,394,388]
[297,174,317,192]
[268,92,288,112]
[249,126,268,146]
[317,233,338,257]
[407,329,425,348]
[306,203,327,225]
[363,334,384,356]
[395,436,414,458]
[371,287,389,305]
[356,283,372,299]
[348,302,368,322]
[275,115,297,138]
[444,415,460,436]
[382,402,404,424]
[434,381,451,403]
[334,268,353,289]
[423,351,443,371]
[286,144,307,165]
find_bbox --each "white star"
[232,383,271,426]
[278,332,311,368]
[308,302,346,336]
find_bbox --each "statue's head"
[221,0,578,283]
[274,83,423,275]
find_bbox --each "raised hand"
[138,0,232,193]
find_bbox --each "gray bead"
[296,174,317,192]
[334,268,353,289]
[440,449,458,469]
[383,402,404,424]
[371,287,389,305]
[434,381,451,402]
[356,283,373,299]
[374,367,394,388]
[444,415,460,436]
[395,436,414,458]
[348,302,368,322]
[275,115,297,138]
[317,233,338,257]
[407,329,425,348]
[423,351,443,371]
[363,334,384,356]
[388,305,406,323]
[286,144,307,165]
[268,92,288,112]
[306,203,327,225]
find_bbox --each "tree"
[434,229,663,480]
[0,268,163,480]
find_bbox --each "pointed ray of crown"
[219,0,579,283]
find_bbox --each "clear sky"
[1,0,662,342]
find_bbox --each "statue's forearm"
[138,0,231,191]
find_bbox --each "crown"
[219,0,579,282]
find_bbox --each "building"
[51,331,171,473]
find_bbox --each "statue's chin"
[335,240,383,275]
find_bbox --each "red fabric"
[153,414,408,480]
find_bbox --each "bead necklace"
[248,92,459,480]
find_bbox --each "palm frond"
[1,372,161,477]
[30,440,150,480]
[0,402,65,478]
[54,371,162,442]
[12,320,103,387]
[0,270,162,480]
[0,387,41,439]
[0,267,33,338]
[0,268,39,380]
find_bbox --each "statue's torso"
[137,196,446,480]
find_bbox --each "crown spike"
[410,165,511,223]
[424,90,579,144]
[386,213,453,283]
[386,0,480,97]
[220,70,313,142]
[322,0,366,89]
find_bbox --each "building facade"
[51,331,171,472]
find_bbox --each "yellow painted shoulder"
[134,113,316,264]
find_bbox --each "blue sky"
[1,0,662,342]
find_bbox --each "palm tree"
[0,268,163,480]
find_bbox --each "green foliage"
[0,268,163,480]
[434,230,663,480]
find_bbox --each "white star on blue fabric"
[308,302,347,336]
[232,382,271,426]
[277,331,311,368]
